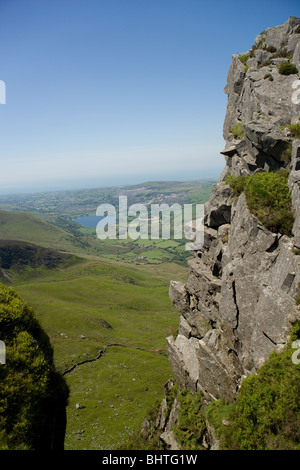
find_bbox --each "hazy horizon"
[0,166,221,197]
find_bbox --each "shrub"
[228,324,300,450]
[0,284,69,450]
[266,45,277,53]
[239,53,250,65]
[173,389,206,450]
[278,62,299,75]
[226,170,294,235]
[205,400,236,448]
[225,174,248,196]
[230,123,244,139]
[283,123,300,139]
[206,322,300,450]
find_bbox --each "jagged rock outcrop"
[167,17,300,403]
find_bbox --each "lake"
[73,215,115,229]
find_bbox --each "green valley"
[0,180,214,449]
[13,257,188,449]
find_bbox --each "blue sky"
[0,0,299,194]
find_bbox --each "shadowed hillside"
[0,240,80,273]
[0,283,69,450]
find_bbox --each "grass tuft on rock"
[226,170,294,235]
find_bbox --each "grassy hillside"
[0,225,189,448]
[0,208,194,266]
[0,209,102,258]
[10,258,188,449]
[0,240,79,271]
[0,210,76,251]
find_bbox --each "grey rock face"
[242,121,290,163]
[167,18,300,403]
[204,183,233,228]
[222,17,300,180]
[289,140,300,248]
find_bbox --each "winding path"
[62,343,166,376]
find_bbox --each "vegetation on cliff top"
[0,283,69,450]
[226,170,294,235]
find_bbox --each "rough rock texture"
[221,16,300,180]
[167,17,300,403]
[289,139,300,248]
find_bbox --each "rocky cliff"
[166,16,300,409]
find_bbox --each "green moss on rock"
[226,170,294,235]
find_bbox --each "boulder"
[204,182,233,228]
[242,121,290,163]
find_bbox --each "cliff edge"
[167,16,300,406]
